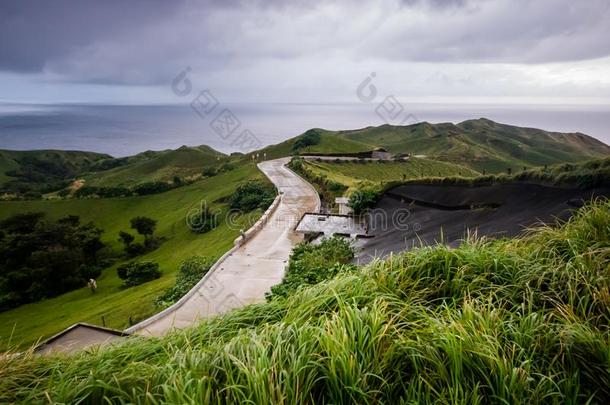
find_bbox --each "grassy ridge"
[83,145,225,187]
[257,129,374,160]
[337,119,610,173]
[1,199,608,403]
[0,163,268,350]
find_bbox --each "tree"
[348,188,380,215]
[117,262,161,287]
[118,231,135,248]
[130,216,157,241]
[77,223,105,264]
[0,213,108,311]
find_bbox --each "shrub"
[219,162,236,172]
[116,262,161,287]
[133,181,171,196]
[268,236,355,300]
[155,256,215,307]
[291,129,321,152]
[348,188,381,214]
[202,166,217,177]
[230,180,276,212]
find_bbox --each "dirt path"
[126,158,320,336]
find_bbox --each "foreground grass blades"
[1,199,609,403]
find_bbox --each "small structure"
[335,197,352,215]
[295,213,367,238]
[35,323,130,354]
[371,147,393,160]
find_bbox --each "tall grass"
[1,199,609,404]
[390,157,610,189]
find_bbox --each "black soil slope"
[357,183,610,263]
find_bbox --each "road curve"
[127,158,320,336]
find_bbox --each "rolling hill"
[335,118,610,173]
[0,149,111,194]
[83,145,226,187]
[0,145,227,196]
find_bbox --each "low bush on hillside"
[291,129,321,153]
[0,213,106,311]
[229,180,276,212]
[132,181,172,196]
[116,262,161,287]
[201,166,217,177]
[2,199,610,403]
[348,187,381,214]
[74,185,131,198]
[267,236,355,300]
[155,256,215,307]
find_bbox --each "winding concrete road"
[127,158,320,336]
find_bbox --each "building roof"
[35,323,130,354]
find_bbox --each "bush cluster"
[268,236,355,300]
[116,262,161,287]
[229,180,276,212]
[291,129,321,153]
[155,256,215,307]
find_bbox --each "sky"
[1,0,610,106]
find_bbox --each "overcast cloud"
[1,0,609,104]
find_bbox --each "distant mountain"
[336,118,610,173]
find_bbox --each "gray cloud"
[0,0,609,104]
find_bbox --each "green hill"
[1,200,608,403]
[336,118,610,173]
[83,145,226,187]
[256,129,374,160]
[0,149,111,194]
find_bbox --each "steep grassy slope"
[83,145,226,187]
[0,162,269,350]
[1,200,608,403]
[337,119,610,173]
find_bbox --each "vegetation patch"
[1,200,609,403]
[0,213,107,311]
[229,180,276,212]
[391,156,610,190]
[116,262,161,287]
[268,236,355,300]
[155,256,215,308]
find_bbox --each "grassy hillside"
[256,129,374,160]
[390,156,610,190]
[303,157,479,191]
[0,162,269,350]
[0,149,111,194]
[1,200,608,403]
[84,145,226,187]
[337,119,610,173]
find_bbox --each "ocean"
[0,103,609,157]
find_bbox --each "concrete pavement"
[127,158,320,336]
